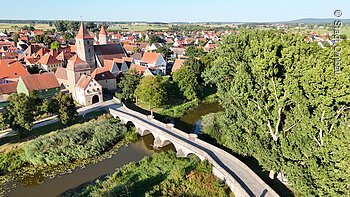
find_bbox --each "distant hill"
[278,18,350,24]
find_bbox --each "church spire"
[99,25,107,36]
[98,25,108,45]
[76,23,93,39]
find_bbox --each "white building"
[75,75,103,106]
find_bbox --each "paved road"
[110,104,279,197]
[0,100,118,139]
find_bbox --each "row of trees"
[0,92,78,132]
[54,20,80,32]
[202,29,350,196]
[54,20,99,33]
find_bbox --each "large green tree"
[185,45,204,57]
[51,92,78,125]
[134,76,166,109]
[183,57,205,84]
[173,66,199,100]
[203,30,350,196]
[3,93,37,132]
[117,69,140,101]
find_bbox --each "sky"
[2,0,350,22]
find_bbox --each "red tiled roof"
[103,59,114,70]
[130,64,147,75]
[99,25,107,35]
[0,59,30,79]
[123,44,136,52]
[91,67,115,80]
[76,75,92,89]
[37,53,61,65]
[141,52,160,64]
[0,82,18,94]
[55,67,68,80]
[172,59,185,73]
[122,57,132,62]
[20,73,60,92]
[113,58,124,64]
[66,55,90,71]
[76,23,93,39]
[24,57,39,64]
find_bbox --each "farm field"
[108,23,170,32]
[289,25,350,38]
[0,23,53,32]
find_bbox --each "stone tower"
[98,25,108,45]
[75,23,96,71]
[66,54,91,96]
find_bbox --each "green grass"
[0,114,133,175]
[0,110,105,148]
[73,152,232,197]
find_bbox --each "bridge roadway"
[109,104,279,197]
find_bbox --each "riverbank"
[71,151,233,197]
[126,87,219,121]
[0,114,138,196]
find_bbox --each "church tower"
[98,25,108,45]
[75,23,96,71]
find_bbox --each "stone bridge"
[109,104,279,197]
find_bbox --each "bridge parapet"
[108,105,279,197]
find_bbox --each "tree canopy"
[134,76,166,109]
[117,69,140,101]
[2,93,37,131]
[203,30,350,196]
[185,46,205,57]
[51,92,78,125]
[173,66,199,100]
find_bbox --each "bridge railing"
[109,105,279,197]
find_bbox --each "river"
[3,135,174,197]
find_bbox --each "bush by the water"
[158,99,199,118]
[74,151,232,197]
[0,115,134,174]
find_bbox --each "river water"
[4,135,174,197]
